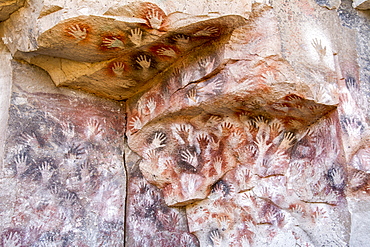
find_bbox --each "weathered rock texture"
[1,0,370,246]
[0,0,25,21]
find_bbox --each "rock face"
[0,0,370,246]
[0,0,25,21]
[0,61,126,246]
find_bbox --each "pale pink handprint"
[199,57,215,74]
[146,98,156,115]
[198,78,223,95]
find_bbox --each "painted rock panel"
[0,62,126,246]
[8,0,246,100]
[186,112,350,246]
[123,1,370,246]
[125,3,338,207]
[128,104,336,207]
[125,146,199,246]
[23,14,245,100]
[125,4,338,140]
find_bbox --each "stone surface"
[1,0,370,246]
[0,0,24,21]
[0,61,126,246]
[314,0,341,9]
[353,0,370,9]
[0,41,12,169]
[337,0,370,117]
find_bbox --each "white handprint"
[181,173,202,196]
[217,216,230,231]
[86,118,103,138]
[181,149,198,169]
[278,132,295,150]
[255,135,272,154]
[343,117,363,138]
[210,230,222,247]
[119,79,136,89]
[254,116,268,129]
[67,24,87,41]
[136,55,151,69]
[150,132,166,149]
[262,71,275,85]
[14,153,28,175]
[180,234,196,247]
[213,157,223,175]
[129,116,142,131]
[112,62,125,76]
[350,171,367,188]
[20,132,39,147]
[146,9,163,29]
[80,162,91,182]
[144,149,158,162]
[129,28,142,46]
[60,121,75,140]
[3,231,21,247]
[311,38,326,58]
[329,168,344,189]
[228,130,244,146]
[181,71,193,86]
[146,98,156,114]
[38,161,53,183]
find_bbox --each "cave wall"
[0,0,370,246]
